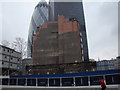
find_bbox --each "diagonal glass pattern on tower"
[27,1,49,57]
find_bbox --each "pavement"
[1,85,119,90]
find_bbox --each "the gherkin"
[27,1,49,58]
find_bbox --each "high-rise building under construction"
[33,16,82,65]
[32,16,83,74]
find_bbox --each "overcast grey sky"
[0,0,118,60]
[83,1,118,60]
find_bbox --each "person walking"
[99,79,107,90]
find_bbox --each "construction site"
[30,15,96,75]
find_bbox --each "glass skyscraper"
[27,1,49,57]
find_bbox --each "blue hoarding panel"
[10,69,120,79]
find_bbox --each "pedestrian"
[99,79,107,90]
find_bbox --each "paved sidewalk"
[1,85,119,90]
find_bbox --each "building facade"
[31,16,95,75]
[27,1,49,57]
[0,45,21,76]
[49,0,89,62]
[33,15,82,65]
[96,59,119,71]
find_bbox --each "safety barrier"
[2,69,120,87]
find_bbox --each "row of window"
[2,62,18,66]
[1,48,14,53]
[80,32,85,62]
[2,55,20,61]
[98,60,116,63]
[2,62,18,67]
[97,62,116,66]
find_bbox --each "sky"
[0,0,118,60]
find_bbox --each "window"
[3,48,5,51]
[11,64,12,66]
[2,62,4,65]
[82,50,84,54]
[7,50,9,52]
[80,33,82,36]
[4,56,7,58]
[81,38,82,42]
[81,44,83,48]
[82,56,84,61]
[11,57,13,60]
